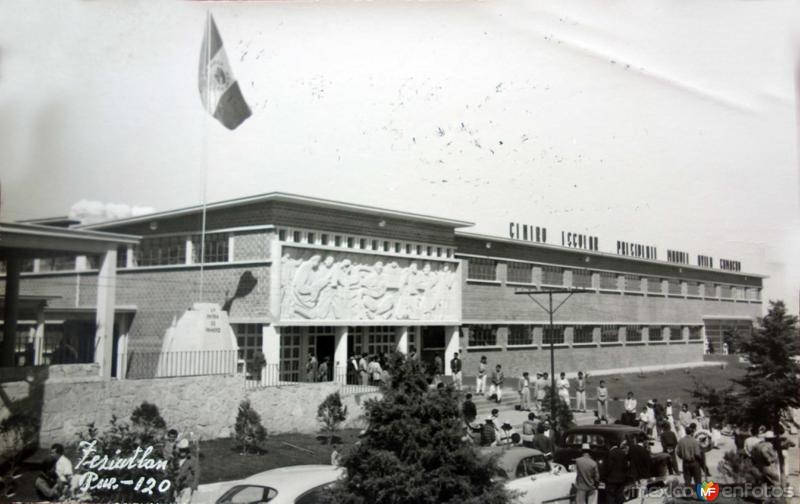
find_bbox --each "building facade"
[0,193,763,380]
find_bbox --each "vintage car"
[480,446,575,504]
[192,465,344,504]
[553,425,671,477]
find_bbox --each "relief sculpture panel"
[277,247,460,322]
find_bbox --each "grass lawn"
[581,361,746,420]
[197,429,362,484]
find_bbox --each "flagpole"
[199,11,210,304]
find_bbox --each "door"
[315,335,335,381]
[420,326,445,376]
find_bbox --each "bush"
[234,400,267,455]
[717,449,761,484]
[317,392,348,444]
[130,402,167,439]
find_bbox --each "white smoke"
[69,199,154,225]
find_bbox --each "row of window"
[467,324,704,347]
[465,258,760,300]
[276,227,454,259]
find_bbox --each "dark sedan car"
[553,424,670,478]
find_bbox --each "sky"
[1,0,798,314]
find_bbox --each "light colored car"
[480,446,576,504]
[194,465,343,504]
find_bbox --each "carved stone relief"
[278,248,459,321]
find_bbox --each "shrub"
[234,400,267,454]
[539,386,576,442]
[130,402,167,437]
[317,392,348,444]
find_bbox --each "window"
[649,327,664,342]
[625,275,641,292]
[542,325,564,345]
[626,325,643,343]
[371,240,378,250]
[135,236,186,266]
[307,232,316,244]
[117,246,129,268]
[668,280,681,295]
[749,288,761,301]
[467,258,497,281]
[687,282,700,296]
[321,234,329,245]
[427,246,433,256]
[507,262,532,283]
[233,324,263,379]
[293,231,302,242]
[366,326,396,356]
[446,248,453,258]
[359,239,367,250]
[515,455,550,478]
[278,229,287,241]
[468,325,496,347]
[704,284,717,298]
[280,327,302,382]
[572,269,592,288]
[217,485,277,504]
[541,266,564,286]
[573,326,594,344]
[406,244,412,254]
[416,245,423,255]
[599,272,618,290]
[600,325,619,343]
[395,243,401,253]
[192,233,229,263]
[334,235,342,247]
[347,237,355,248]
[669,326,683,341]
[38,255,76,272]
[508,325,533,346]
[383,241,390,252]
[647,278,662,294]
[295,483,336,504]
[689,326,702,340]
[437,247,442,257]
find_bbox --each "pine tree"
[318,392,348,445]
[327,353,512,504]
[692,300,799,476]
[234,400,268,455]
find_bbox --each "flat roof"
[456,231,768,279]
[77,191,475,230]
[0,222,141,258]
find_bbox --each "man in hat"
[450,352,463,391]
[306,353,318,382]
[664,399,676,434]
[574,443,600,504]
[173,438,199,504]
[645,400,657,439]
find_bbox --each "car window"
[585,434,606,449]
[515,456,550,478]
[295,483,335,504]
[564,433,583,447]
[217,485,278,504]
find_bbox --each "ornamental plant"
[234,400,268,455]
[317,392,348,445]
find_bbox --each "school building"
[0,192,764,381]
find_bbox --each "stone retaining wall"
[37,375,376,445]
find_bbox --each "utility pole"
[514,286,591,435]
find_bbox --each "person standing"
[450,352,463,391]
[368,356,383,385]
[575,371,587,413]
[751,431,781,490]
[628,434,651,504]
[624,392,638,426]
[349,354,359,384]
[173,439,199,504]
[462,393,477,425]
[518,371,531,411]
[744,425,762,457]
[521,412,538,448]
[476,355,488,396]
[596,380,609,421]
[660,422,680,475]
[557,372,571,408]
[678,403,693,438]
[535,373,547,412]
[645,400,657,439]
[532,423,555,456]
[358,352,369,386]
[574,443,600,504]
[306,353,318,382]
[664,399,676,434]
[604,439,629,504]
[676,424,704,487]
[317,356,329,382]
[433,354,444,382]
[489,364,504,404]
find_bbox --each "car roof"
[480,447,545,477]
[240,465,343,498]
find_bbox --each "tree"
[318,392,348,445]
[539,386,575,442]
[234,400,267,455]
[692,301,799,479]
[130,401,167,441]
[327,352,512,504]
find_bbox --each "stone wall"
[37,374,376,445]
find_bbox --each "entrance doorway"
[420,326,445,376]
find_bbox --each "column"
[94,247,117,378]
[444,326,460,376]
[262,325,280,384]
[334,326,348,384]
[115,315,130,379]
[395,326,409,354]
[34,301,46,365]
[1,257,20,367]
